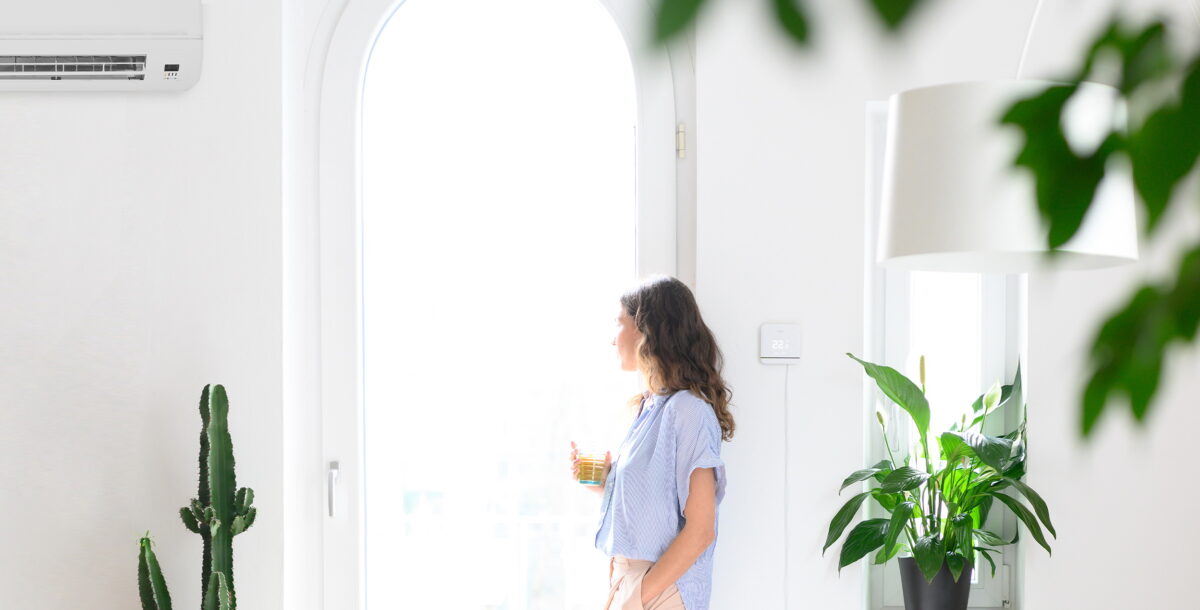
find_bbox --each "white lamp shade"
[878,80,1139,273]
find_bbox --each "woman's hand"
[569,441,611,495]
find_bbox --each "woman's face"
[612,305,642,372]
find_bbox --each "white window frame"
[864,101,1028,609]
[310,1,695,607]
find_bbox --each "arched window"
[313,0,692,607]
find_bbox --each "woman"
[570,275,735,610]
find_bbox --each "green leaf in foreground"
[1082,243,1200,435]
[866,0,927,31]
[772,0,810,44]
[654,0,708,43]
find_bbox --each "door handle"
[328,460,340,518]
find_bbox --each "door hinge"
[676,123,687,159]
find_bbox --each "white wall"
[4,0,1199,608]
[0,1,283,607]
[694,0,1198,608]
[1024,181,1200,610]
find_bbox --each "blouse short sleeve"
[671,395,727,520]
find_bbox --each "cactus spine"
[139,384,256,610]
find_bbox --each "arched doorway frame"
[315,1,695,606]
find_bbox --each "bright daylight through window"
[361,0,640,607]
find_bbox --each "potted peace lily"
[823,354,1055,610]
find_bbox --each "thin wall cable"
[783,364,791,609]
[1015,0,1045,79]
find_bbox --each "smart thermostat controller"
[759,323,802,364]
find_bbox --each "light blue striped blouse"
[594,388,728,610]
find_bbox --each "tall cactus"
[140,384,256,610]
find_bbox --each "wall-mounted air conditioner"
[0,0,202,91]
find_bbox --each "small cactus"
[138,535,172,610]
[138,385,255,610]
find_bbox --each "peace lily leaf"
[871,489,902,512]
[838,519,890,570]
[880,466,930,493]
[847,353,930,439]
[974,529,1011,547]
[939,432,968,463]
[1010,361,1024,423]
[944,431,1012,472]
[969,505,982,529]
[947,554,967,583]
[993,493,1053,555]
[950,513,974,559]
[874,539,904,564]
[654,0,708,43]
[824,491,872,553]
[913,534,944,583]
[840,468,882,492]
[976,547,999,577]
[979,496,994,529]
[1003,452,1027,480]
[840,460,892,492]
[881,501,915,559]
[1003,477,1056,537]
[772,0,810,45]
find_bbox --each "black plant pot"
[897,557,972,610]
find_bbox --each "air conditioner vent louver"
[0,55,147,80]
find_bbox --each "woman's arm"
[639,466,718,604]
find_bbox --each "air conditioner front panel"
[0,38,201,91]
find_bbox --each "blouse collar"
[642,388,672,404]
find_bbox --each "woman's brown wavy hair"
[620,275,735,442]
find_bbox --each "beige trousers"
[604,555,687,610]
